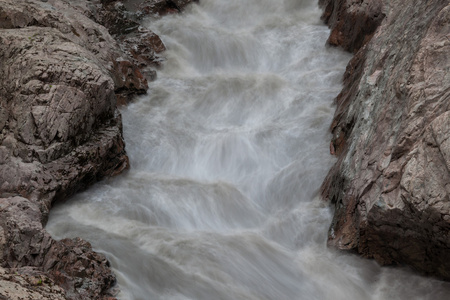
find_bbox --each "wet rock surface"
[321,0,450,280]
[0,0,186,298]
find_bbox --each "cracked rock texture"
[0,0,196,298]
[0,265,66,300]
[320,0,450,280]
[0,0,131,211]
[0,0,160,298]
[0,197,116,299]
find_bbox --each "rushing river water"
[47,0,450,299]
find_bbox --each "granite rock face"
[320,0,450,280]
[0,197,116,299]
[0,266,66,300]
[0,0,132,210]
[0,0,151,298]
[0,0,196,297]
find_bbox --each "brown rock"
[0,266,66,300]
[0,197,116,299]
[0,0,192,296]
[0,0,143,298]
[321,0,450,280]
[112,59,149,104]
[121,30,166,68]
[0,1,130,209]
[319,0,385,53]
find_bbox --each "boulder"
[0,197,116,299]
[0,0,130,214]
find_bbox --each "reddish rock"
[90,0,199,106]
[113,59,149,104]
[121,30,166,67]
[319,0,385,53]
[0,0,141,298]
[321,0,450,280]
[0,0,199,297]
[0,266,66,300]
[138,0,199,16]
[0,197,117,299]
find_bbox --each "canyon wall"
[320,0,450,280]
[0,0,197,298]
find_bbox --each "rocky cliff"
[0,0,195,298]
[320,0,450,280]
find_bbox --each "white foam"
[46,0,450,299]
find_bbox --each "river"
[46,0,450,299]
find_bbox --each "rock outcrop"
[0,266,66,300]
[135,0,199,16]
[0,196,116,299]
[0,0,199,297]
[0,0,133,297]
[320,0,450,280]
[0,0,187,298]
[0,0,134,211]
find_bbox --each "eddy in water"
[47,1,450,299]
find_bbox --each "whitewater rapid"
[47,0,450,299]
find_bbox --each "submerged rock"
[320,0,450,280]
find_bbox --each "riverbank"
[320,0,450,281]
[0,0,194,298]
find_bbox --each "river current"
[46,0,450,299]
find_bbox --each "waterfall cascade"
[47,1,450,299]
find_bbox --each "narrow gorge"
[0,0,449,299]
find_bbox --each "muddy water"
[47,1,450,299]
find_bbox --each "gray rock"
[0,0,137,298]
[0,0,130,211]
[0,266,66,300]
[320,0,450,280]
[0,197,116,299]
[0,0,195,298]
